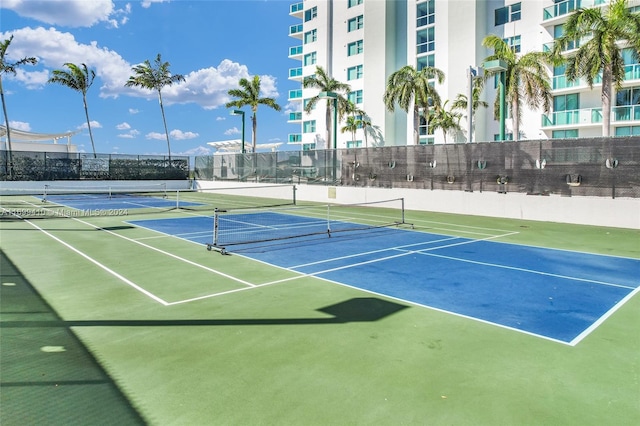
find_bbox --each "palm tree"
[48,63,98,158]
[226,75,281,153]
[125,53,185,160]
[429,100,462,144]
[552,0,640,137]
[482,35,552,141]
[303,66,351,149]
[383,65,445,145]
[359,115,372,148]
[452,82,489,142]
[341,115,360,144]
[1,35,37,175]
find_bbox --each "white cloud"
[169,129,198,140]
[0,28,281,109]
[216,116,226,121]
[176,145,212,156]
[128,108,140,114]
[8,120,31,131]
[117,129,140,139]
[145,132,165,140]
[224,127,240,136]
[78,120,102,129]
[141,0,169,8]
[116,122,131,130]
[1,0,124,28]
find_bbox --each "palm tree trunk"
[326,102,332,150]
[512,99,520,141]
[251,111,257,153]
[157,90,172,162]
[0,77,14,178]
[601,63,613,138]
[413,106,420,145]
[82,94,97,158]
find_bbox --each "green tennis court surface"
[1,197,639,425]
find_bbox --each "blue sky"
[1,0,300,157]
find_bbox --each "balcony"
[288,133,302,143]
[289,67,303,81]
[290,2,304,17]
[552,63,640,91]
[542,105,640,127]
[542,108,602,128]
[542,0,605,24]
[289,24,303,39]
[288,89,303,101]
[289,45,303,59]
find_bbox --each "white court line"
[569,286,640,346]
[10,212,170,306]
[291,232,519,275]
[413,251,636,289]
[290,235,462,269]
[18,201,257,298]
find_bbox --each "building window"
[348,0,363,7]
[289,134,302,143]
[348,90,363,104]
[303,98,315,110]
[304,29,317,44]
[493,133,514,141]
[552,129,579,138]
[348,15,364,32]
[554,93,579,112]
[614,86,640,121]
[347,65,363,81]
[303,120,316,133]
[615,125,640,136]
[303,52,317,66]
[495,2,521,26]
[417,54,435,71]
[417,0,435,27]
[504,35,521,53]
[304,6,317,22]
[417,27,435,54]
[346,140,363,148]
[347,40,364,56]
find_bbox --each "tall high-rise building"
[287,0,640,149]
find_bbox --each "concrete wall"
[196,180,640,229]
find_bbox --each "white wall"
[196,180,640,229]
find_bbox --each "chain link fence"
[195,137,639,198]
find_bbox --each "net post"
[293,185,297,205]
[162,182,167,198]
[401,198,405,224]
[176,189,180,209]
[43,184,49,202]
[109,186,113,200]
[213,208,220,247]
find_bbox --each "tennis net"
[207,198,409,254]
[0,183,297,220]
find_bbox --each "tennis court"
[2,186,639,425]
[128,209,639,346]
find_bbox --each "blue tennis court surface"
[40,194,202,210]
[128,214,640,345]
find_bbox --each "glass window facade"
[303,120,316,133]
[495,2,521,25]
[417,27,435,54]
[417,0,435,27]
[348,90,363,104]
[304,6,317,22]
[303,52,317,66]
[347,40,363,56]
[304,29,317,44]
[347,65,363,80]
[348,15,364,32]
